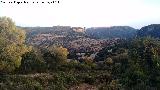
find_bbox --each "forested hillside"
[86,26,137,39]
[1,17,160,90]
[137,24,160,38]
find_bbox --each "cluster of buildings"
[72,27,85,33]
[67,38,119,53]
[27,26,86,46]
[66,38,120,60]
[28,33,65,46]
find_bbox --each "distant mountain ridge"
[22,26,138,40]
[86,26,137,39]
[137,24,160,38]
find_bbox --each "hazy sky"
[0,0,160,29]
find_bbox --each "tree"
[48,46,69,64]
[121,37,160,89]
[0,17,29,73]
[105,57,113,65]
[43,46,69,70]
[19,47,46,73]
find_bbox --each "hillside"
[22,26,136,54]
[137,24,160,38]
[23,26,85,38]
[1,17,160,90]
[86,26,137,39]
[23,26,87,47]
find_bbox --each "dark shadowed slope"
[86,26,137,39]
[137,24,160,38]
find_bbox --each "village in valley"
[25,26,121,62]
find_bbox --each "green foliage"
[43,46,69,70]
[105,57,113,65]
[99,80,121,90]
[19,47,46,74]
[137,24,160,38]
[48,46,69,64]
[0,17,29,73]
[2,17,160,90]
[121,37,160,89]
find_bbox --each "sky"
[0,0,160,29]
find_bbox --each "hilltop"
[86,26,137,39]
[137,24,160,38]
